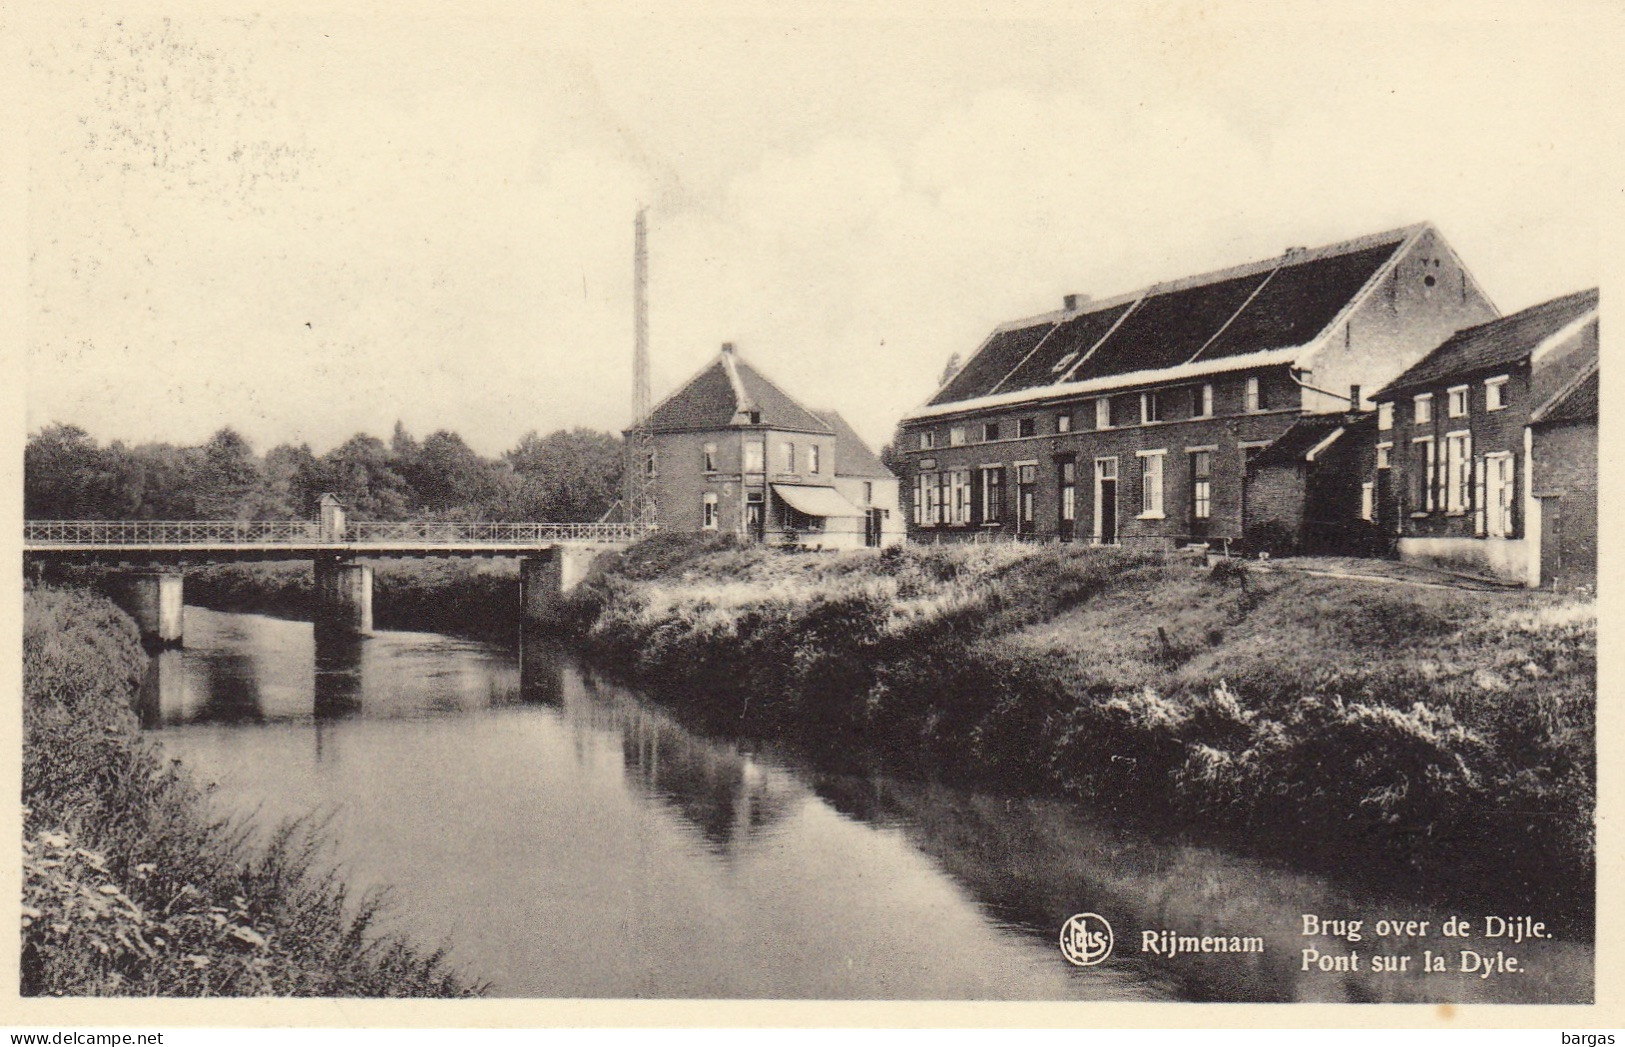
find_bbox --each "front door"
[1094,458,1118,545]
[1539,495,1562,588]
[1057,459,1077,542]
[864,508,884,547]
[1189,450,1211,540]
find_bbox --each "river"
[138,606,1591,1002]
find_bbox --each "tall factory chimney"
[625,208,657,530]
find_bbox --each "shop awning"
[771,483,863,518]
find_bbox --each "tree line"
[25,422,625,523]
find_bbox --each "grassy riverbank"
[550,535,1595,916]
[22,584,484,996]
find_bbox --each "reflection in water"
[147,607,1592,1002]
[313,632,365,720]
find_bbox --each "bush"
[557,538,1596,912]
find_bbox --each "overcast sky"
[22,1,1615,456]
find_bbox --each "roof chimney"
[721,341,736,356]
[1349,383,1362,408]
[1063,293,1090,311]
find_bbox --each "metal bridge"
[24,519,653,563]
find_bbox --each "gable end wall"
[1304,228,1499,414]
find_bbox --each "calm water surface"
[141,607,1590,1002]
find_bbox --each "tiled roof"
[1374,288,1599,401]
[1250,414,1354,469]
[644,350,834,435]
[734,359,834,434]
[995,303,1131,394]
[813,410,895,478]
[1531,363,1598,426]
[924,227,1414,408]
[1198,242,1404,360]
[929,322,1057,406]
[645,358,740,432]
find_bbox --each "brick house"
[633,342,903,549]
[1369,288,1598,587]
[897,223,1498,548]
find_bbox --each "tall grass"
[554,537,1595,915]
[22,585,484,996]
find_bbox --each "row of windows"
[1376,375,1509,431]
[1399,434,1517,533]
[913,448,1218,529]
[918,377,1274,450]
[703,440,821,475]
[699,482,876,530]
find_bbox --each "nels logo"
[1059,912,1114,967]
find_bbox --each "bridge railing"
[24,520,653,546]
[344,521,651,544]
[25,520,323,545]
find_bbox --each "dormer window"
[1051,351,1080,374]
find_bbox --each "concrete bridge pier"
[313,556,373,638]
[109,571,186,650]
[520,547,601,621]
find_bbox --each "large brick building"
[897,224,1498,548]
[1369,288,1598,587]
[633,342,903,549]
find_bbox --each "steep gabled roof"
[643,347,834,435]
[812,410,894,478]
[733,359,834,434]
[1374,288,1599,401]
[1531,361,1598,426]
[920,225,1420,412]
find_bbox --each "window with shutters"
[947,469,972,524]
[1445,431,1472,513]
[1412,436,1436,512]
[980,466,1004,523]
[1485,452,1516,537]
[1190,450,1211,521]
[1138,450,1166,518]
